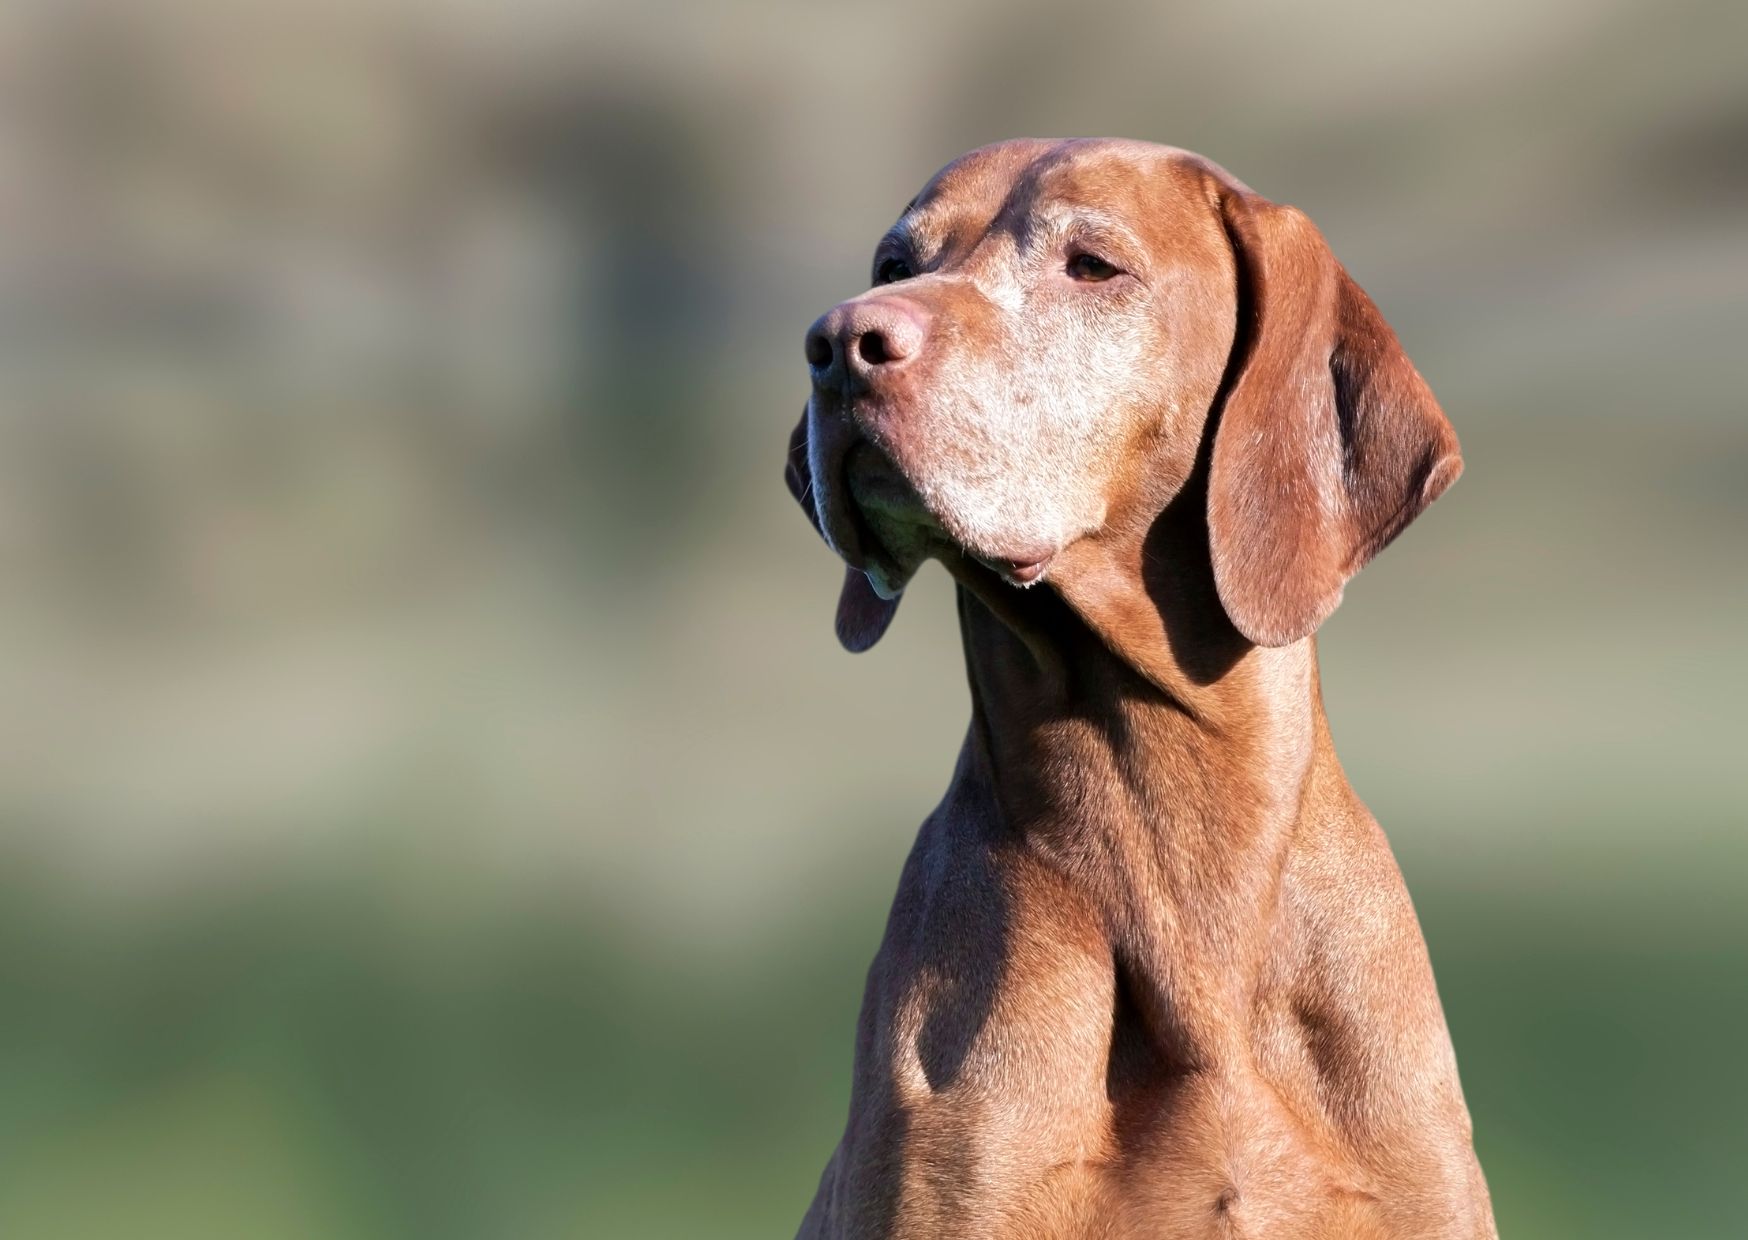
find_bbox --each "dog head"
[786,138,1459,651]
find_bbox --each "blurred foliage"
[0,0,1744,1236]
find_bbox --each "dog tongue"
[835,567,900,652]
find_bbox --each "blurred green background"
[1,1,1745,1236]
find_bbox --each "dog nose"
[805,299,927,390]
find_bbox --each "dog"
[783,138,1495,1240]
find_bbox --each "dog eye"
[875,256,914,284]
[1067,252,1120,282]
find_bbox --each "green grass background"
[2,1,1745,1235]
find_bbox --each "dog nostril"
[857,330,892,366]
[805,331,834,369]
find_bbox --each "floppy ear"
[1208,189,1462,647]
[785,408,901,652]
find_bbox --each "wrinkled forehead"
[897,139,1219,255]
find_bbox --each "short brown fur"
[785,139,1494,1239]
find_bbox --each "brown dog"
[784,139,1495,1240]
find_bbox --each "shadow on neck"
[943,483,1325,840]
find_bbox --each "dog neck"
[944,495,1336,1065]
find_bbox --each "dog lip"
[844,440,928,521]
[976,550,1056,587]
[827,478,872,570]
[830,440,903,579]
[1006,555,1054,585]
[806,404,871,570]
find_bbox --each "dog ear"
[1207,189,1461,647]
[785,409,901,651]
